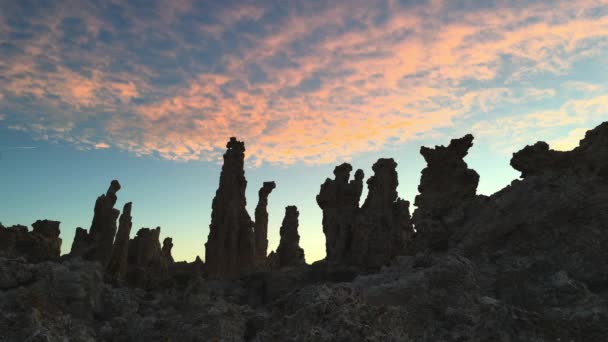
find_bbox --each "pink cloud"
[2,0,608,164]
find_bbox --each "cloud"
[1,0,608,164]
[550,127,589,151]
[473,94,608,152]
[94,142,110,149]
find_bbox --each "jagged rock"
[106,202,133,283]
[1,122,607,342]
[126,227,169,289]
[318,160,413,268]
[162,237,174,263]
[412,134,480,251]
[70,180,122,266]
[254,181,276,267]
[350,159,414,268]
[275,206,306,268]
[512,122,608,179]
[0,220,62,262]
[205,137,256,278]
[170,256,205,286]
[316,163,364,262]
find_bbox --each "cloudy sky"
[1,0,607,262]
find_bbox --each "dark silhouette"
[1,122,608,341]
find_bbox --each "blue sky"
[1,0,607,262]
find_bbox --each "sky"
[1,0,607,263]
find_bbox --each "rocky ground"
[1,122,607,341]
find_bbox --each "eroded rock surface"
[106,202,133,283]
[0,220,62,262]
[70,180,122,266]
[1,122,608,342]
[162,237,174,264]
[317,159,413,268]
[511,121,608,179]
[126,227,170,289]
[351,158,414,268]
[275,206,305,268]
[205,138,256,278]
[316,163,364,262]
[254,181,276,266]
[412,134,480,251]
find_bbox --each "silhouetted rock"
[205,137,256,278]
[317,163,364,262]
[412,134,480,251]
[2,123,608,341]
[318,160,412,268]
[0,220,62,262]
[254,181,276,267]
[70,180,122,266]
[275,206,305,268]
[350,159,414,267]
[162,237,174,263]
[512,121,608,179]
[170,256,205,286]
[126,227,169,289]
[106,202,133,283]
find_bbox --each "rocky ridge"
[1,122,608,341]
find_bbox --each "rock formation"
[0,220,62,262]
[511,121,608,179]
[275,206,306,268]
[126,227,170,289]
[205,137,256,278]
[316,163,364,262]
[70,180,122,266]
[412,134,480,251]
[162,237,174,263]
[317,160,413,268]
[350,159,414,267]
[106,202,133,283]
[254,181,276,266]
[1,122,608,341]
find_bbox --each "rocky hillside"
[1,122,607,341]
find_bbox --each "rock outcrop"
[412,134,480,251]
[106,202,133,283]
[70,180,122,266]
[2,122,608,342]
[317,160,413,268]
[350,159,414,268]
[162,237,174,264]
[316,163,364,263]
[205,137,256,278]
[511,121,608,179]
[126,227,170,289]
[0,220,62,262]
[254,181,276,266]
[275,206,306,268]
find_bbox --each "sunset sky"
[1,0,607,262]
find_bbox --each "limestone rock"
[106,202,133,283]
[162,237,174,263]
[205,137,256,278]
[254,181,276,266]
[275,206,306,268]
[317,159,413,268]
[412,134,480,251]
[0,220,62,262]
[70,180,122,266]
[126,227,169,289]
[351,159,414,268]
[316,163,364,262]
[511,121,608,179]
